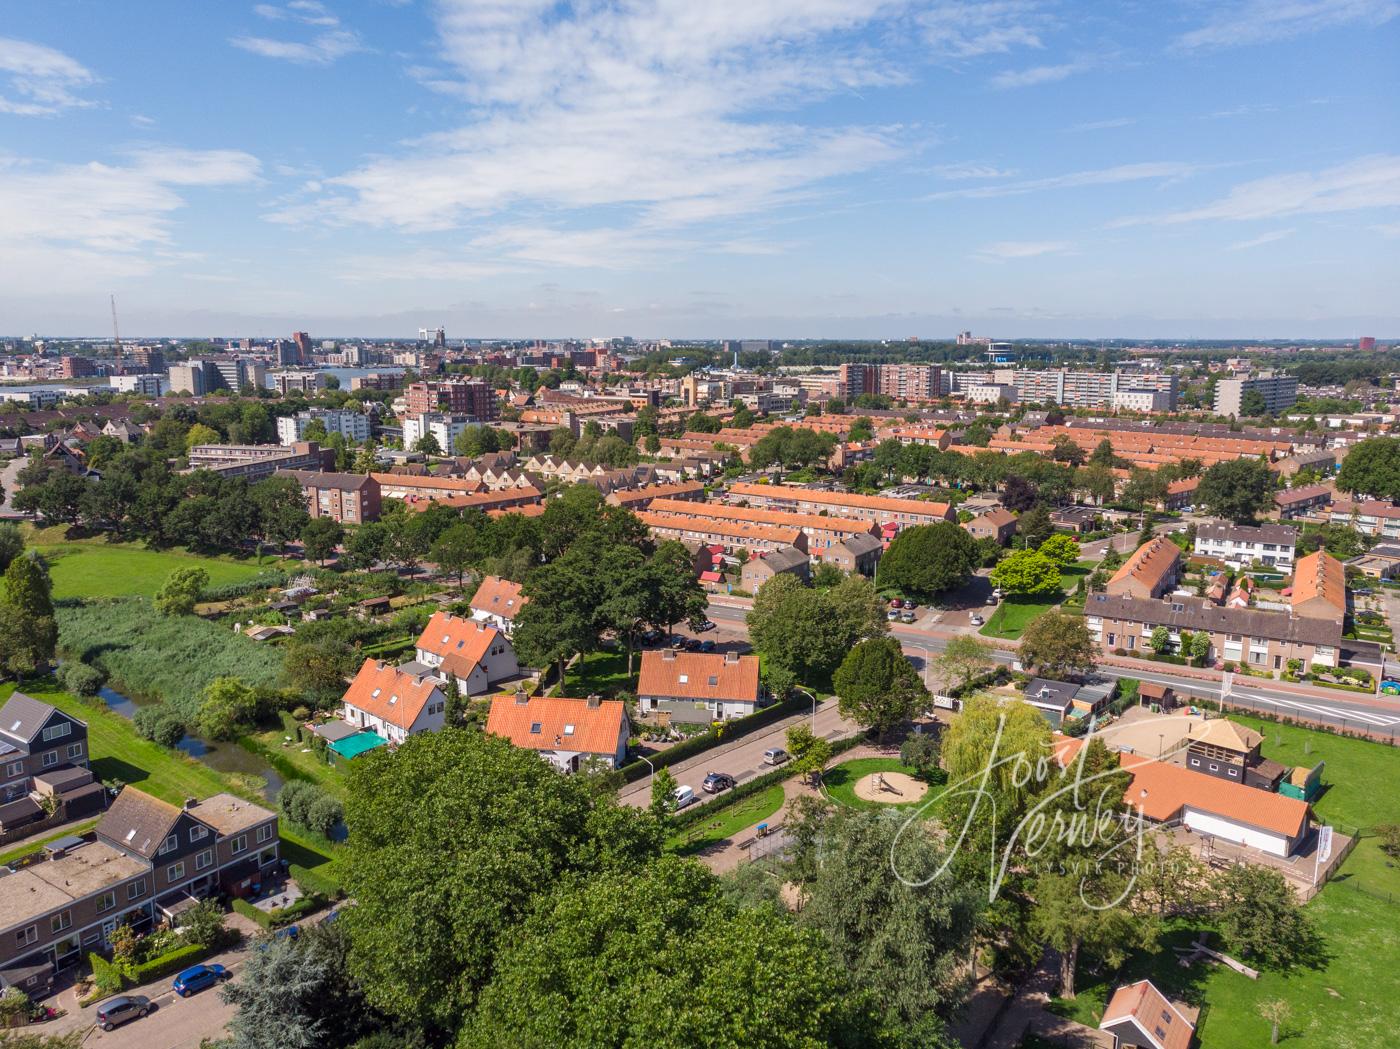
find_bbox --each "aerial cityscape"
[1,3,1398,1049]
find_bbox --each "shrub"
[0,986,28,1024]
[132,704,187,748]
[900,731,942,782]
[195,677,259,741]
[88,953,126,998]
[131,943,206,983]
[305,795,345,837]
[278,780,343,836]
[58,660,105,696]
[180,899,234,950]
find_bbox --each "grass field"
[980,562,1093,640]
[35,537,280,600]
[245,728,348,798]
[562,648,637,698]
[1052,715,1400,1048]
[822,756,941,813]
[667,783,787,855]
[0,679,343,892]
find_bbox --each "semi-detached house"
[486,692,629,773]
[637,650,762,724]
[340,659,447,745]
[1193,521,1297,571]
[413,611,520,695]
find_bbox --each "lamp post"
[797,687,818,731]
[639,755,655,795]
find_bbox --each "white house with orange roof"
[468,575,529,636]
[413,611,519,694]
[341,659,448,744]
[486,691,629,773]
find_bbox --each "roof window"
[564,724,575,735]
[529,722,542,734]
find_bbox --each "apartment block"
[1194,521,1298,571]
[1214,372,1298,417]
[404,381,498,421]
[276,470,382,524]
[276,408,370,444]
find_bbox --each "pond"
[97,684,285,802]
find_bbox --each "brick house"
[637,650,762,723]
[1290,550,1346,621]
[740,546,811,592]
[816,532,884,576]
[1105,537,1182,600]
[963,507,1017,545]
[0,694,88,803]
[275,469,382,524]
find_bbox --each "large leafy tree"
[341,730,662,1040]
[301,517,344,566]
[1336,436,1400,502]
[154,566,209,616]
[989,549,1060,596]
[253,476,310,550]
[877,522,976,599]
[747,573,885,688]
[1216,863,1323,971]
[1195,457,1276,524]
[833,637,929,740]
[795,810,979,1049]
[937,634,996,693]
[0,553,57,678]
[1018,610,1097,678]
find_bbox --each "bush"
[278,780,343,836]
[180,899,234,950]
[201,571,290,602]
[900,731,942,782]
[132,704,187,748]
[304,795,344,837]
[58,660,105,696]
[87,952,126,998]
[131,942,206,983]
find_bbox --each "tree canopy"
[878,522,976,599]
[832,637,929,739]
[1195,458,1275,524]
[1336,436,1400,502]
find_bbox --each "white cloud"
[926,161,1199,199]
[990,59,1089,89]
[0,148,260,290]
[932,161,1017,179]
[974,239,1072,259]
[1065,117,1135,132]
[1204,102,1277,119]
[1175,0,1400,51]
[232,2,363,64]
[1115,155,1400,225]
[0,36,96,116]
[273,0,910,268]
[919,1,1048,59]
[1227,228,1295,250]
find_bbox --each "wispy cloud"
[1175,0,1400,51]
[272,0,911,268]
[1204,102,1277,119]
[1064,117,1135,133]
[932,162,1017,179]
[1113,155,1400,225]
[974,239,1073,260]
[0,36,96,116]
[920,1,1049,59]
[990,59,1091,89]
[926,161,1199,200]
[1227,228,1295,250]
[232,2,363,64]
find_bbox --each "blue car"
[172,963,228,997]
[257,924,301,950]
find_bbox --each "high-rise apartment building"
[836,362,942,402]
[1213,372,1298,417]
[292,331,313,361]
[404,380,498,421]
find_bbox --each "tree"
[281,635,358,706]
[1049,434,1085,466]
[353,440,379,474]
[784,723,832,786]
[453,424,503,458]
[649,767,678,821]
[1258,999,1291,1046]
[1216,863,1322,971]
[412,432,442,455]
[196,677,259,740]
[900,731,941,781]
[1148,624,1171,655]
[428,523,476,586]
[1031,870,1146,998]
[0,554,57,678]
[220,921,378,1049]
[154,566,209,616]
[253,476,310,550]
[745,573,881,688]
[938,634,995,692]
[462,856,876,1049]
[183,422,220,451]
[796,810,978,1048]
[133,704,186,748]
[0,524,23,572]
[877,522,977,598]
[343,521,388,569]
[1037,533,1079,566]
[301,517,344,566]
[1336,436,1400,501]
[990,549,1060,596]
[1019,611,1096,678]
[832,637,928,740]
[341,730,661,1038]
[1195,458,1275,524]
[1074,463,1117,505]
[1001,474,1038,512]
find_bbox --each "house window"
[529,722,542,735]
[16,926,38,948]
[3,760,22,779]
[1209,763,1219,772]
[159,834,178,855]
[128,879,146,900]
[41,722,71,742]
[66,742,83,760]
[41,752,58,768]
[195,849,213,871]
[51,911,71,933]
[189,826,208,842]
[232,835,247,854]
[256,824,273,844]
[1106,633,1116,647]
[1127,637,1136,650]
[96,892,116,913]
[167,862,185,882]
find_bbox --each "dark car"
[640,629,663,646]
[173,963,228,997]
[669,634,687,649]
[699,639,717,653]
[256,924,301,951]
[702,771,736,794]
[684,638,703,651]
[96,995,151,1031]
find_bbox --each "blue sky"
[1,0,1397,339]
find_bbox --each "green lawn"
[245,729,348,798]
[37,539,279,600]
[562,648,637,698]
[1053,716,1400,1048]
[666,783,787,855]
[822,757,941,813]
[0,679,344,892]
[980,562,1092,640]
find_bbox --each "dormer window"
[159,834,177,855]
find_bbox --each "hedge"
[620,695,812,784]
[233,893,322,930]
[131,942,208,983]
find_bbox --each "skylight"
[564,724,575,735]
[529,722,542,734]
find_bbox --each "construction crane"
[110,294,122,364]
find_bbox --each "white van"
[673,784,697,809]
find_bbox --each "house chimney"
[587,694,601,709]
[724,650,739,664]
[662,649,676,661]
[184,797,198,809]
[514,688,529,705]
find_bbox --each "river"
[97,685,285,802]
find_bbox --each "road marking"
[1236,694,1400,727]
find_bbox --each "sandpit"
[853,771,929,804]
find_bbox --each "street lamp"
[796,687,818,731]
[639,755,655,794]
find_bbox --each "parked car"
[173,963,228,997]
[900,611,916,623]
[696,619,717,632]
[886,609,900,620]
[699,639,717,653]
[763,747,789,766]
[969,613,984,626]
[673,785,698,809]
[640,629,663,645]
[96,996,151,1031]
[669,634,687,649]
[683,638,703,651]
[702,771,736,794]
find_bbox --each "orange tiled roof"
[1291,550,1345,614]
[416,612,503,678]
[1101,980,1194,1049]
[637,651,760,703]
[342,659,443,731]
[486,694,625,756]
[1108,537,1181,591]
[469,575,528,621]
[645,497,879,535]
[726,482,953,519]
[638,510,803,546]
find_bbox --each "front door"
[101,919,117,948]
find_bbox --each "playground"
[852,769,929,804]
